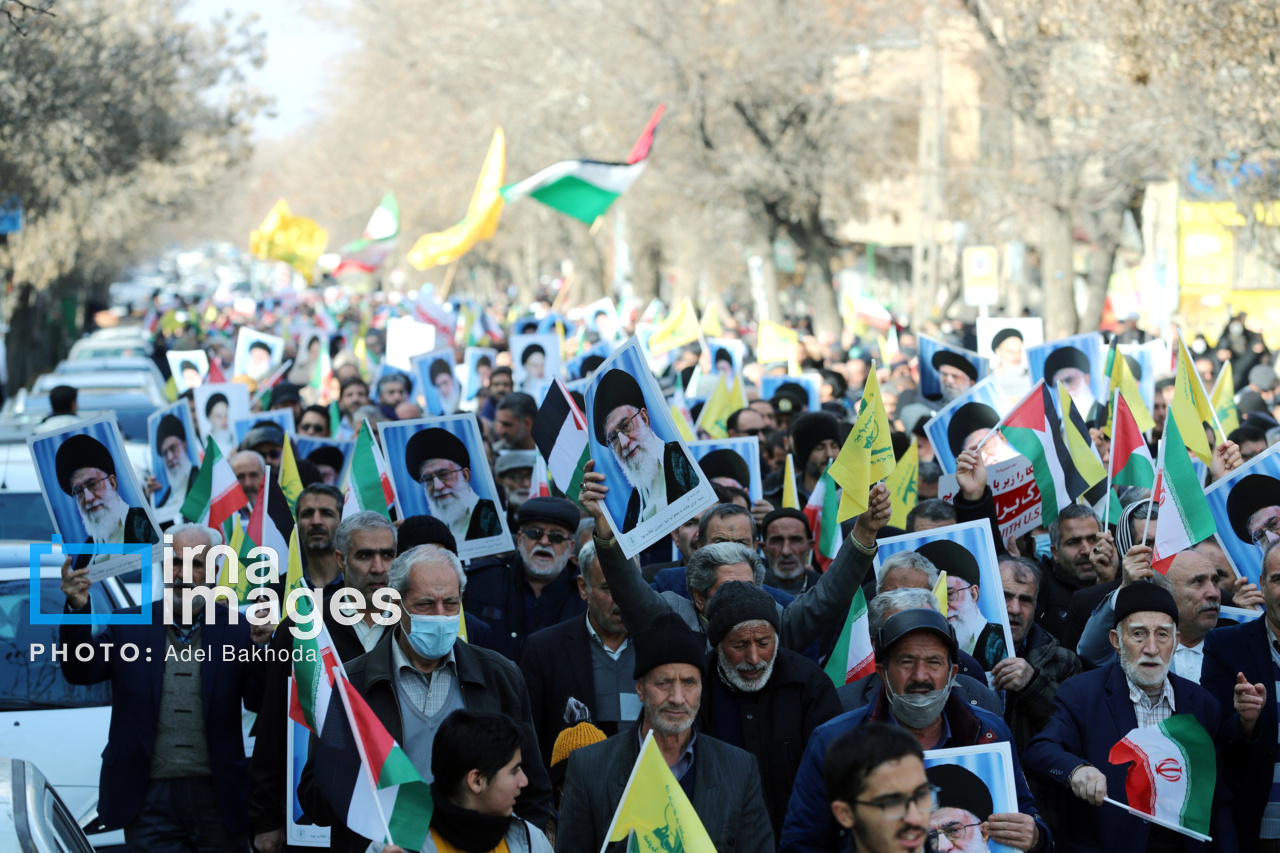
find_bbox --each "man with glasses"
[927,764,996,853]
[782,609,1049,853]
[824,722,936,853]
[57,434,160,569]
[297,404,332,437]
[727,406,767,439]
[405,426,503,544]
[593,369,699,533]
[917,539,1007,670]
[464,496,586,662]
[1227,472,1280,557]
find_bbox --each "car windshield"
[0,494,56,541]
[0,578,114,710]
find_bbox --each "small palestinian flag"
[532,378,590,504]
[993,380,1088,524]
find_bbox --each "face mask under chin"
[884,675,955,729]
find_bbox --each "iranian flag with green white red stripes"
[501,106,665,224]
[343,420,396,519]
[1108,714,1216,841]
[804,466,841,571]
[994,380,1088,525]
[181,437,249,528]
[823,586,874,686]
[1151,414,1216,573]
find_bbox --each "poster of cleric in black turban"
[586,337,716,558]
[1027,331,1105,419]
[923,376,1014,474]
[1204,442,1280,586]
[29,416,162,582]
[875,520,1013,671]
[296,437,354,488]
[511,333,562,391]
[918,335,990,404]
[412,347,461,416]
[379,414,511,561]
[924,743,1020,853]
[165,349,211,394]
[689,438,762,502]
[146,402,203,525]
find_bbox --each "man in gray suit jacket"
[554,611,773,853]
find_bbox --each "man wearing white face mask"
[298,544,553,853]
[781,609,1051,853]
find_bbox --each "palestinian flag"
[1108,714,1215,842]
[181,437,249,529]
[336,192,399,276]
[804,466,841,571]
[532,378,590,504]
[345,420,396,519]
[1151,415,1216,573]
[248,468,295,573]
[823,586,874,686]
[1106,391,1156,524]
[994,380,1088,524]
[501,105,665,225]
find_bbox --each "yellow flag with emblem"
[701,300,724,338]
[830,365,895,521]
[407,129,506,270]
[647,298,702,355]
[1210,361,1240,439]
[249,198,329,283]
[1104,342,1154,434]
[757,319,800,365]
[782,453,800,510]
[885,441,919,529]
[604,730,716,852]
[933,571,949,617]
[1172,332,1217,462]
[696,374,743,440]
[280,434,304,516]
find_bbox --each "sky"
[185,0,346,137]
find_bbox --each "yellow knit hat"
[551,721,607,767]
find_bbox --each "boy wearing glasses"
[823,722,937,853]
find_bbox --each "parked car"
[55,358,166,396]
[0,759,96,852]
[21,372,167,441]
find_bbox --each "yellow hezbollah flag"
[1172,332,1216,462]
[1058,382,1107,490]
[782,453,800,510]
[1210,361,1240,439]
[934,571,949,618]
[701,300,725,338]
[275,526,306,625]
[697,374,746,440]
[1105,343,1154,434]
[249,199,329,283]
[885,440,919,529]
[830,366,895,521]
[669,402,696,442]
[280,434,304,516]
[604,730,715,853]
[757,319,799,365]
[408,128,506,270]
[648,298,702,355]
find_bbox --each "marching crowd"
[46,295,1280,853]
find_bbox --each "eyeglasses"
[421,467,464,486]
[928,820,984,844]
[604,410,643,448]
[945,584,972,603]
[855,785,939,821]
[521,527,570,546]
[71,476,112,499]
[1251,516,1280,549]
[736,428,764,437]
[299,422,327,435]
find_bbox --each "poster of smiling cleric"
[761,374,823,414]
[296,437,354,488]
[511,333,562,391]
[194,382,251,456]
[689,437,763,502]
[1027,331,1106,420]
[706,338,747,380]
[29,416,162,582]
[166,349,211,394]
[918,335,990,404]
[875,520,1013,670]
[233,328,286,383]
[924,743,1020,853]
[147,402,203,525]
[923,376,1014,474]
[976,318,1043,400]
[463,347,499,402]
[412,347,461,416]
[1204,442,1280,586]
[378,414,511,561]
[587,338,717,558]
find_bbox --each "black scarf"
[428,785,512,853]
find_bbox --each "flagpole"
[1103,798,1211,843]
[335,676,396,847]
[974,378,1043,455]
[438,259,460,302]
[1104,390,1119,527]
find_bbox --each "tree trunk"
[788,212,841,338]
[1040,202,1079,339]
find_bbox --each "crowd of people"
[45,291,1280,853]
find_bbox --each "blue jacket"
[1202,616,1276,851]
[780,685,1049,853]
[59,600,264,834]
[1023,661,1236,853]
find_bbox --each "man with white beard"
[429,358,461,415]
[463,496,586,662]
[404,426,502,543]
[931,350,978,403]
[592,369,699,533]
[917,539,1008,671]
[56,434,159,570]
[698,581,842,843]
[151,414,198,514]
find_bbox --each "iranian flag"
[804,467,841,571]
[344,420,396,520]
[1151,415,1216,573]
[992,380,1088,524]
[335,192,399,276]
[823,587,875,686]
[290,594,433,849]
[181,437,249,529]
[532,378,591,503]
[411,292,458,342]
[206,358,226,384]
[501,105,665,225]
[1107,714,1216,842]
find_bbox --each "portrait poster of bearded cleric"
[874,520,1015,672]
[146,402,203,526]
[924,743,1020,853]
[29,416,162,582]
[1205,441,1280,586]
[379,413,511,561]
[586,337,716,558]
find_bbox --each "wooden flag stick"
[438,259,460,302]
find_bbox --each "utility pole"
[912,0,945,324]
